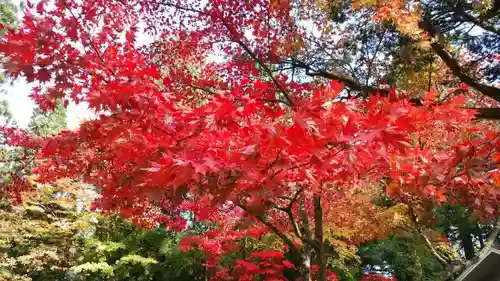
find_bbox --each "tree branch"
[218,20,294,106]
[409,206,450,266]
[159,1,206,14]
[298,196,316,250]
[154,2,500,120]
[472,107,500,120]
[269,186,311,245]
[289,58,500,119]
[418,19,500,103]
[419,228,450,266]
[365,29,387,86]
[159,1,294,106]
[61,0,116,76]
[286,59,389,96]
[286,186,305,241]
[270,160,312,179]
[237,202,302,259]
[188,84,217,95]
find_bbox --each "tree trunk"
[477,233,484,249]
[298,241,313,281]
[459,227,475,260]
[314,196,327,281]
[298,199,313,281]
[243,236,248,259]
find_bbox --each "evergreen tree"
[28,100,67,137]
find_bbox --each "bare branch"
[365,29,387,86]
[269,186,307,242]
[418,19,500,102]
[314,196,327,281]
[159,1,206,14]
[287,186,306,240]
[451,3,500,36]
[471,108,500,120]
[286,58,389,96]
[229,36,293,106]
[297,196,319,252]
[188,84,217,95]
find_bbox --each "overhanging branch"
[287,59,500,120]
[286,59,389,96]
[451,3,500,36]
[418,19,500,103]
[218,19,294,106]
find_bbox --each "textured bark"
[288,60,500,120]
[298,243,313,281]
[314,196,327,281]
[298,199,313,281]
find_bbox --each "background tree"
[69,214,207,281]
[0,98,79,281]
[0,0,17,82]
[0,178,95,281]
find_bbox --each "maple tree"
[0,98,208,281]
[0,0,499,281]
